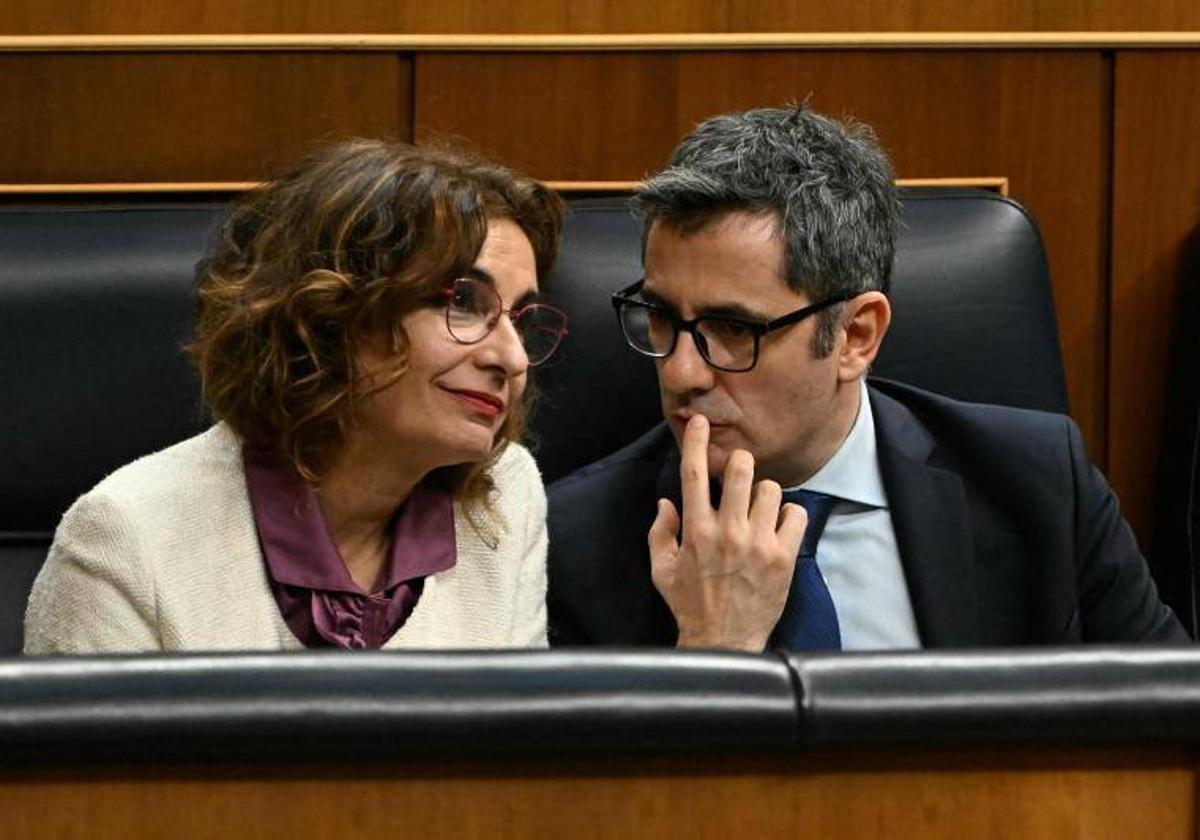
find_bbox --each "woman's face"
[352,217,537,473]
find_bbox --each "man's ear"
[837,292,891,381]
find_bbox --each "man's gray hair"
[635,105,900,357]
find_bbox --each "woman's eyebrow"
[513,287,542,308]
[465,266,542,308]
[463,266,496,284]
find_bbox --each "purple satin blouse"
[243,447,456,649]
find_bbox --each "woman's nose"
[481,313,530,375]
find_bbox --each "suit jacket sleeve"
[503,445,549,648]
[1068,417,1190,642]
[24,490,161,653]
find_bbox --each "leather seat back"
[0,205,220,653]
[530,189,1067,483]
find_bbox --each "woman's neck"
[315,437,427,592]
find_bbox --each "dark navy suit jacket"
[546,379,1189,647]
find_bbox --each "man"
[547,105,1187,650]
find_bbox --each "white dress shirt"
[786,378,922,650]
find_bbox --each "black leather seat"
[0,189,1065,654]
[0,205,220,654]
[530,189,1066,483]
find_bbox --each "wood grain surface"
[0,53,410,182]
[3,1,1200,35]
[0,747,1191,839]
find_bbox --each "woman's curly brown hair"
[189,139,563,529]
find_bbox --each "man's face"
[643,211,858,486]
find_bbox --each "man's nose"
[657,330,715,393]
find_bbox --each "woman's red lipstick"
[446,388,505,420]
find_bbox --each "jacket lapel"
[870,386,982,646]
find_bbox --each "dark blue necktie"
[770,489,842,651]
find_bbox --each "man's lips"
[443,387,506,419]
[671,411,732,429]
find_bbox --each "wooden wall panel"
[1110,52,1200,560]
[4,1,1200,35]
[416,51,1110,461]
[0,748,1193,839]
[0,54,410,182]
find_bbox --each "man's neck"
[778,376,863,488]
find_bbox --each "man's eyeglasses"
[441,276,568,367]
[611,279,854,373]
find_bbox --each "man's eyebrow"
[639,285,769,322]
[699,302,771,322]
[636,286,675,310]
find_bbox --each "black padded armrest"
[787,647,1200,746]
[6,648,1200,764]
[0,650,798,762]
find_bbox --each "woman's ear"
[837,292,891,382]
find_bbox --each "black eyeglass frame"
[439,277,569,367]
[610,279,856,373]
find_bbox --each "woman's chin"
[426,433,498,469]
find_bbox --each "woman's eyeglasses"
[441,276,568,367]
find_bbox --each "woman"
[24,140,566,652]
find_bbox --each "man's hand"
[648,414,807,651]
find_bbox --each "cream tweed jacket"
[24,424,548,653]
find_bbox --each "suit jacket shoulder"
[867,378,1187,645]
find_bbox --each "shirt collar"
[243,447,457,594]
[793,378,889,509]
